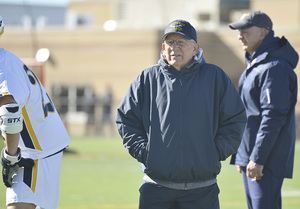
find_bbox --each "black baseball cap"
[162,19,197,43]
[229,11,273,30]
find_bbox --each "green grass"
[0,138,300,209]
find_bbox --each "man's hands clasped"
[1,147,34,187]
[236,160,264,181]
[246,160,264,180]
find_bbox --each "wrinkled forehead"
[163,33,186,40]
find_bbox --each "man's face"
[162,33,199,71]
[238,26,267,55]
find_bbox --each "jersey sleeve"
[0,50,30,106]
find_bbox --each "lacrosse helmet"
[0,16,4,37]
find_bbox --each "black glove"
[1,147,35,187]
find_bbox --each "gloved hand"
[1,147,34,187]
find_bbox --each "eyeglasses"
[164,38,195,47]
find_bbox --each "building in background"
[0,0,299,136]
[0,1,66,29]
[0,0,250,30]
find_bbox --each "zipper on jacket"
[179,75,183,181]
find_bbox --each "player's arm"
[0,95,20,155]
[0,95,34,187]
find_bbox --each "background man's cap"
[162,19,197,42]
[0,16,4,37]
[229,11,273,30]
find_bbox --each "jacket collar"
[246,52,268,70]
[245,31,299,70]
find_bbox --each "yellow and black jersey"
[0,48,71,159]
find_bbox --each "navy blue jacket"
[116,49,246,183]
[233,31,298,178]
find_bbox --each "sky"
[2,0,75,6]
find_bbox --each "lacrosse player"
[0,16,71,209]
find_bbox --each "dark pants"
[241,167,284,209]
[139,182,220,209]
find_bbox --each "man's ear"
[162,43,166,51]
[193,43,200,56]
[260,28,268,41]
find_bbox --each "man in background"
[229,11,298,209]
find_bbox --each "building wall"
[68,1,111,27]
[252,0,300,27]
[68,0,220,30]
[0,3,66,27]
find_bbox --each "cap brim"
[229,21,251,30]
[162,32,192,41]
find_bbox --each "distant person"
[99,85,114,136]
[229,11,298,209]
[52,85,69,116]
[83,86,96,135]
[52,85,69,130]
[0,16,71,209]
[116,19,246,209]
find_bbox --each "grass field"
[0,137,300,209]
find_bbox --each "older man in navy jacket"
[117,19,246,209]
[229,11,298,209]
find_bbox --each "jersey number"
[23,65,55,118]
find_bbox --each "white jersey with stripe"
[0,48,71,159]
